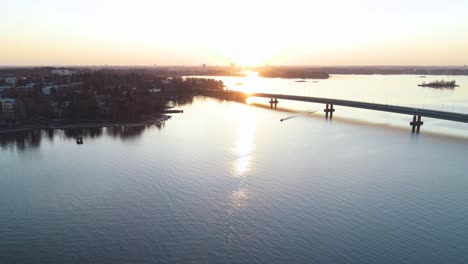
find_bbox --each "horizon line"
[1,64,467,68]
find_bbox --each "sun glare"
[216,27,282,66]
[232,71,266,104]
[232,71,266,100]
[245,71,258,78]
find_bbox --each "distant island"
[418,80,459,88]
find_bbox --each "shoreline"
[0,115,171,134]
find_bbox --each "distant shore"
[0,115,171,134]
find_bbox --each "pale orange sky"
[1,0,468,66]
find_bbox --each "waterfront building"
[0,76,17,87]
[4,77,17,87]
[15,83,36,90]
[0,98,25,122]
[42,82,83,95]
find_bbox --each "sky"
[1,0,468,66]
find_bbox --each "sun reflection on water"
[225,94,258,249]
[245,97,255,105]
[232,108,256,177]
[233,71,268,105]
[232,71,265,94]
[230,188,248,210]
[226,105,257,217]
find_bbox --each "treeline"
[418,80,458,88]
[2,69,224,124]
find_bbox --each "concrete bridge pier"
[410,115,424,133]
[269,98,278,109]
[324,104,335,119]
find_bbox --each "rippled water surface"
[1,75,468,263]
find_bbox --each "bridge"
[200,90,468,133]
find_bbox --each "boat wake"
[280,110,316,122]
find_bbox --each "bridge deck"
[222,91,468,123]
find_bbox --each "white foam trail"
[280,111,316,122]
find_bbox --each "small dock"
[163,109,184,114]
